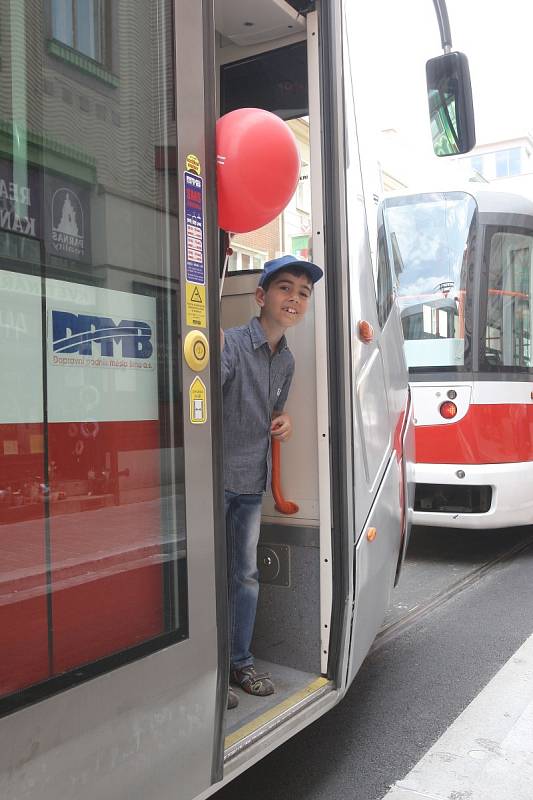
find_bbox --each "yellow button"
[184,330,209,372]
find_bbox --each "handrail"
[271,437,299,515]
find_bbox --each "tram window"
[383,192,476,370]
[483,228,533,370]
[0,1,187,709]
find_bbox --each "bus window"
[484,228,533,369]
[0,0,187,706]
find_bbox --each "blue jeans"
[225,490,263,671]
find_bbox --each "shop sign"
[45,174,91,263]
[0,159,40,238]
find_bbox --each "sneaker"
[227,686,239,709]
[230,666,275,697]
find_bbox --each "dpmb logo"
[51,310,154,368]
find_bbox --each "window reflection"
[51,0,102,61]
[383,192,476,369]
[0,0,186,702]
[484,229,533,369]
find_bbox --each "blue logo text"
[52,311,153,359]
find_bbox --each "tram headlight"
[439,400,458,419]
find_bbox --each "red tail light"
[440,400,458,419]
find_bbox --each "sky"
[440,0,533,142]
[338,0,533,197]
[350,0,533,165]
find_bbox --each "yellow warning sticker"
[186,154,201,175]
[189,376,207,424]
[186,282,206,328]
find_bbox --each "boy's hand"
[271,412,292,441]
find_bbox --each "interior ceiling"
[214,0,306,47]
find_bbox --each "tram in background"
[0,1,473,798]
[380,186,533,529]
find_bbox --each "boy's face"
[256,270,313,328]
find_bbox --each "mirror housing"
[426,51,475,156]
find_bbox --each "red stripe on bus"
[0,419,165,691]
[416,403,533,464]
[0,422,50,694]
[49,419,164,673]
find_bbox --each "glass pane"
[0,0,186,701]
[484,228,533,370]
[495,150,509,178]
[383,192,477,369]
[52,0,74,47]
[75,0,99,60]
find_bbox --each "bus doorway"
[217,12,336,756]
[215,1,409,755]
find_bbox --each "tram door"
[0,2,222,799]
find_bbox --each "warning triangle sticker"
[190,286,202,303]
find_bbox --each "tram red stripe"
[0,422,50,693]
[0,419,165,690]
[416,403,533,464]
[49,419,164,672]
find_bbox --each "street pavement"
[214,525,533,800]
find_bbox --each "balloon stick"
[219,233,233,300]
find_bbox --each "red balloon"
[216,108,300,234]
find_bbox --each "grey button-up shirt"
[221,317,295,494]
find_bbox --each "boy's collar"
[249,317,288,352]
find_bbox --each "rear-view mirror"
[426,51,476,156]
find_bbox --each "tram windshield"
[382,192,477,370]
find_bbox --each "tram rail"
[373,529,533,652]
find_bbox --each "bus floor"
[224,659,328,752]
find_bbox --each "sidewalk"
[382,631,533,800]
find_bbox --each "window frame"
[49,0,109,68]
[479,222,533,374]
[494,147,522,178]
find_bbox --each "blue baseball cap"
[258,254,323,287]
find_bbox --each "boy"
[221,254,323,709]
